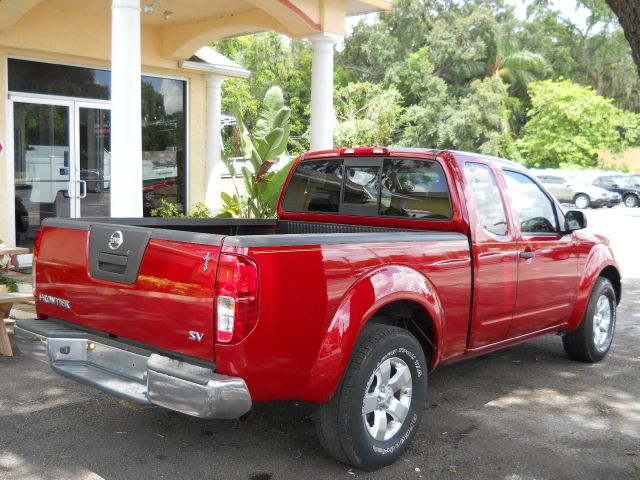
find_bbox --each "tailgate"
[34,221,223,362]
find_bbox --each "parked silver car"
[535,172,618,209]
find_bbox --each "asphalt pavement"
[0,207,638,480]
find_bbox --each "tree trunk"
[605,0,640,74]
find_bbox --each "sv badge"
[188,331,205,342]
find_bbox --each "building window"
[8,59,187,216]
[141,77,187,216]
[8,58,111,100]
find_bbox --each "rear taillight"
[215,254,258,343]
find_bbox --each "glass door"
[12,99,111,248]
[76,105,111,217]
[13,101,72,248]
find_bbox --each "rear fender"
[566,244,619,332]
[300,265,444,403]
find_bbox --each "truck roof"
[300,147,526,172]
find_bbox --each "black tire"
[573,193,590,209]
[315,324,428,470]
[563,277,616,362]
[623,194,638,208]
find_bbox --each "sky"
[507,0,590,27]
[345,0,591,34]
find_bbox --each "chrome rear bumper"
[14,319,251,419]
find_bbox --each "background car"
[535,171,614,209]
[592,175,640,208]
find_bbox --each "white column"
[110,0,142,217]
[308,33,340,151]
[204,76,224,210]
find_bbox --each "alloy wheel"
[624,195,638,208]
[593,294,613,351]
[362,357,413,441]
[575,195,589,209]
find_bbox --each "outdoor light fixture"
[143,0,171,20]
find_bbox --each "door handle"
[519,250,535,259]
[79,180,87,199]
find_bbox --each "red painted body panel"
[35,226,219,361]
[214,241,471,403]
[33,148,621,405]
[507,232,578,337]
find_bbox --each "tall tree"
[520,0,640,111]
[212,33,311,144]
[333,82,404,148]
[605,1,640,74]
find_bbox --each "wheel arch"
[366,299,439,371]
[573,192,590,201]
[599,265,621,305]
[300,265,444,403]
[565,244,621,332]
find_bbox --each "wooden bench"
[0,292,34,356]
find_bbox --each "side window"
[281,159,343,213]
[503,170,559,234]
[379,158,452,219]
[548,176,565,184]
[464,163,508,236]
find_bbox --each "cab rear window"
[281,159,343,213]
[282,157,452,220]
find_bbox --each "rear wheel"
[562,277,616,362]
[573,193,590,209]
[623,194,638,208]
[315,324,428,470]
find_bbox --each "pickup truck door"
[464,162,519,348]
[502,170,579,338]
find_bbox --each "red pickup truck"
[15,148,620,470]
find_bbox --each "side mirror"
[612,183,620,189]
[565,210,587,232]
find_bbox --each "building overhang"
[180,47,251,79]
[0,0,391,61]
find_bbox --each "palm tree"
[488,50,550,96]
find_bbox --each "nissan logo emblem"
[108,230,124,250]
